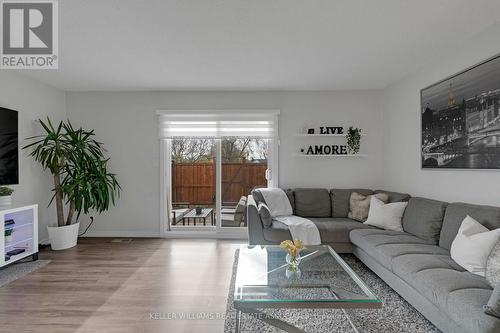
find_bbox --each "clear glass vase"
[286,253,302,271]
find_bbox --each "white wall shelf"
[293,153,367,157]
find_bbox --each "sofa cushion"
[294,188,331,217]
[410,268,491,309]
[262,221,289,242]
[349,229,442,269]
[374,189,411,203]
[309,218,374,243]
[450,288,500,333]
[377,243,449,270]
[330,188,373,218]
[440,202,500,250]
[403,267,496,332]
[402,197,447,244]
[284,189,295,214]
[389,252,498,332]
[258,202,273,228]
[392,253,466,282]
[264,218,374,244]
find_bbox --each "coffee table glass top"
[234,245,381,307]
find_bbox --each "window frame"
[158,110,279,238]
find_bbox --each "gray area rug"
[224,251,440,333]
[0,259,50,287]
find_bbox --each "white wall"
[382,22,500,205]
[0,72,67,242]
[66,91,385,236]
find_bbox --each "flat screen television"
[0,107,19,185]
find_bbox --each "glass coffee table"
[234,245,382,333]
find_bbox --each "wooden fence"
[171,161,267,206]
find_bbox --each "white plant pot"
[0,195,12,207]
[5,234,13,243]
[47,222,80,250]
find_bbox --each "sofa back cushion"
[284,189,295,214]
[374,189,411,203]
[440,202,500,250]
[330,188,373,217]
[402,197,447,244]
[294,188,331,217]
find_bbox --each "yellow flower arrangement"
[280,239,306,258]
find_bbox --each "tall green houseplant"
[23,118,120,227]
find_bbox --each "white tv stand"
[1,205,38,267]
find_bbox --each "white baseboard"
[79,230,162,238]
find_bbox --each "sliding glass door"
[220,138,268,228]
[159,110,279,236]
[169,138,217,229]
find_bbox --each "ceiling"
[19,0,500,91]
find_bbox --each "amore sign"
[301,145,348,155]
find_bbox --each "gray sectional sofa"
[247,188,500,333]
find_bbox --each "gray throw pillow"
[251,188,266,205]
[258,202,273,229]
[486,240,500,287]
[484,284,500,318]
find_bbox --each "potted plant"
[23,118,120,250]
[0,186,14,207]
[346,126,362,154]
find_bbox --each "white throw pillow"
[364,196,408,232]
[450,215,500,277]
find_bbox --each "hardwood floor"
[0,238,243,333]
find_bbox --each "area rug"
[224,250,440,333]
[0,259,50,287]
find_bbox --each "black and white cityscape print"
[421,55,500,169]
